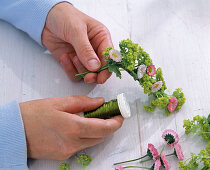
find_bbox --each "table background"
[0,0,210,169]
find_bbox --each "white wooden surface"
[0,0,210,169]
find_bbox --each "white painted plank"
[129,0,210,169]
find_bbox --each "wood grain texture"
[0,0,210,170]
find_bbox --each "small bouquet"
[76,39,186,115]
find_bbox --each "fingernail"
[88,59,100,70]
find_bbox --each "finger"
[72,31,101,72]
[89,25,113,84]
[83,73,97,84]
[60,53,81,81]
[79,115,124,138]
[97,69,112,84]
[72,56,97,83]
[79,138,105,150]
[59,96,105,113]
[72,56,88,73]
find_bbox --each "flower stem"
[166,153,175,157]
[159,142,167,156]
[140,158,152,163]
[122,166,150,169]
[75,64,109,79]
[140,152,175,163]
[113,154,148,165]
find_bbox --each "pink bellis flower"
[174,143,184,160]
[162,129,179,147]
[137,64,147,79]
[109,49,122,62]
[151,81,163,93]
[168,96,178,113]
[160,153,170,170]
[147,64,156,76]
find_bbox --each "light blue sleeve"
[0,0,71,46]
[0,101,28,170]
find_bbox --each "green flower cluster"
[102,39,185,115]
[59,163,70,170]
[178,146,210,170]
[60,153,92,170]
[183,114,210,140]
[179,115,210,169]
[76,154,93,168]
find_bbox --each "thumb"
[59,96,104,113]
[72,32,101,72]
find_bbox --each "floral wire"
[113,155,148,165]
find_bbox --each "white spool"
[117,93,131,118]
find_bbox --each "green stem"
[140,152,175,163]
[75,64,109,78]
[159,142,167,155]
[150,95,153,105]
[166,153,175,157]
[114,154,148,165]
[140,158,152,163]
[122,166,150,169]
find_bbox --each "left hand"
[42,2,113,84]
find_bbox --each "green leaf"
[201,166,210,170]
[108,64,121,78]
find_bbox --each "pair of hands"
[20,2,124,161]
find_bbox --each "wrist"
[42,2,73,46]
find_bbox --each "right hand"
[19,96,124,160]
[42,2,113,84]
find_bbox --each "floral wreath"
[76,39,186,115]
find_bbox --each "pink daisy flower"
[152,159,161,170]
[162,129,179,147]
[174,143,184,160]
[109,49,122,62]
[147,143,159,160]
[115,165,123,170]
[147,64,156,76]
[151,81,163,93]
[137,64,147,79]
[160,153,170,170]
[168,96,178,112]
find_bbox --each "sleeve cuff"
[0,101,28,170]
[0,0,72,46]
[21,0,73,46]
